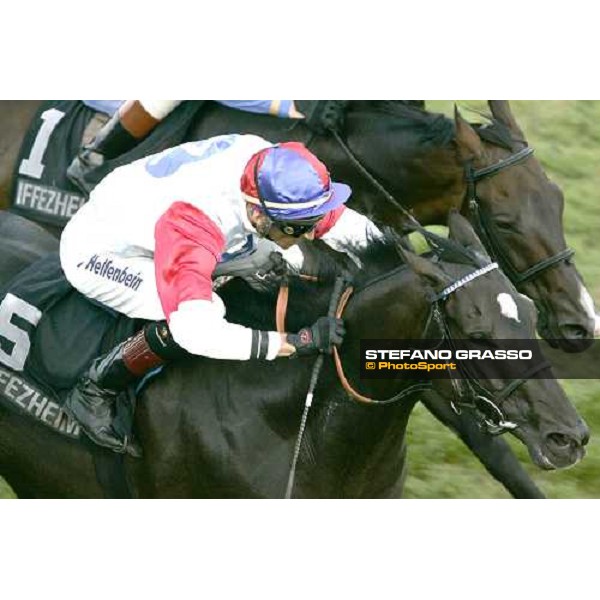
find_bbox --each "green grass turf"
[0,477,16,499]
[1,101,598,498]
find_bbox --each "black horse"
[186,100,596,350]
[0,211,587,498]
[1,100,587,498]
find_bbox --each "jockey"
[68,100,348,194]
[60,133,381,453]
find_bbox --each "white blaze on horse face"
[497,293,520,323]
[578,282,596,322]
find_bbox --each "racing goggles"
[274,215,323,238]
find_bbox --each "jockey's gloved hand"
[258,251,289,280]
[288,317,346,357]
[248,251,289,292]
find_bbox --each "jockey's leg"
[60,223,184,453]
[63,320,186,454]
[67,100,182,195]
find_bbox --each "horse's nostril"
[578,420,590,446]
[556,325,594,353]
[559,324,590,340]
[547,432,571,449]
[546,424,588,451]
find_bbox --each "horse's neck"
[335,112,466,227]
[297,395,415,498]
[133,271,428,498]
[405,148,466,224]
[298,282,426,498]
[289,270,430,497]
[345,269,430,343]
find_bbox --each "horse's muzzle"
[537,418,590,470]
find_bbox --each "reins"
[276,270,433,408]
[331,285,433,405]
[277,258,540,418]
[276,273,318,333]
[275,281,288,333]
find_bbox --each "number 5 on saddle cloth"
[0,253,138,442]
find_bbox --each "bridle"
[277,260,551,434]
[330,131,575,290]
[464,146,575,287]
[426,266,551,434]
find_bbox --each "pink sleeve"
[154,201,226,319]
[314,205,346,239]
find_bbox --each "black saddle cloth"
[10,101,206,230]
[0,253,138,400]
[9,101,95,229]
[0,252,141,456]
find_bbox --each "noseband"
[465,146,575,286]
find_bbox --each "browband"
[432,262,499,302]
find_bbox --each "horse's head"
[397,213,588,470]
[454,101,595,351]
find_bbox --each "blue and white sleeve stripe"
[217,100,298,118]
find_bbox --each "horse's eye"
[495,221,515,232]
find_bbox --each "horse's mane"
[351,101,515,151]
[220,229,481,332]
[351,101,456,147]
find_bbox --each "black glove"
[256,251,289,280]
[249,251,289,292]
[287,317,346,357]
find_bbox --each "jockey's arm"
[155,202,294,361]
[314,206,383,256]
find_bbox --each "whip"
[284,274,348,499]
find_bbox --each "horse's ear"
[454,105,485,163]
[399,246,452,289]
[488,101,526,142]
[447,210,490,260]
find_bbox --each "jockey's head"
[241,142,351,248]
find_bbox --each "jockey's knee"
[67,100,182,195]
